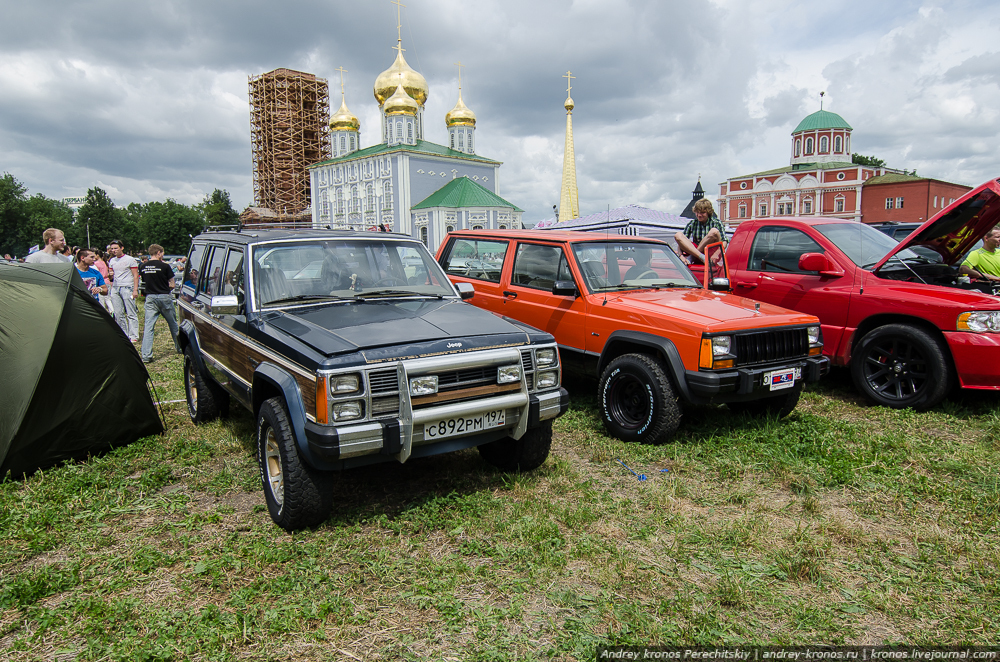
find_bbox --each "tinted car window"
[201,246,228,296]
[815,222,921,268]
[184,243,207,293]
[748,227,824,273]
[222,248,245,302]
[512,243,570,291]
[441,238,508,283]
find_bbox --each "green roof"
[863,173,923,185]
[309,139,500,168]
[734,161,855,179]
[793,110,852,133]
[412,176,523,212]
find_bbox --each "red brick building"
[860,173,971,225]
[718,109,969,226]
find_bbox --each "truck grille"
[733,328,809,366]
[521,349,534,391]
[368,368,400,418]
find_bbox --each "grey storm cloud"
[2,0,999,219]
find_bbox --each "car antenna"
[603,204,610,305]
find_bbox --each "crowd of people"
[10,227,182,364]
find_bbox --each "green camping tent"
[0,261,163,477]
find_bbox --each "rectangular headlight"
[536,371,558,389]
[330,373,361,395]
[409,375,438,396]
[498,365,521,384]
[535,348,556,366]
[712,335,732,356]
[958,311,1000,333]
[807,326,821,345]
[332,401,363,421]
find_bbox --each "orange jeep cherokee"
[437,230,829,443]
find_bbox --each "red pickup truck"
[724,178,1000,410]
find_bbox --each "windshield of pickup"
[814,222,924,269]
[572,241,700,292]
[252,238,455,307]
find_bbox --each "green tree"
[77,187,127,253]
[25,195,74,249]
[198,188,240,229]
[852,153,886,168]
[139,200,203,255]
[0,173,29,257]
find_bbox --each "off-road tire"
[727,384,802,418]
[850,323,951,411]
[256,397,334,530]
[184,346,228,423]
[599,353,681,444]
[478,420,553,472]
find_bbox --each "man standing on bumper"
[108,240,141,342]
[139,244,181,364]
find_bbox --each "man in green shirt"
[675,199,727,264]
[960,226,1000,282]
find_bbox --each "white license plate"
[765,368,796,391]
[425,410,506,440]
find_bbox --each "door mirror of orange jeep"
[455,282,475,300]
[709,278,730,292]
[552,280,578,297]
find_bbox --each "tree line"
[0,172,240,258]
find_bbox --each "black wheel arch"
[178,320,210,378]
[598,330,693,403]
[251,363,318,469]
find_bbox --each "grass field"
[2,309,999,660]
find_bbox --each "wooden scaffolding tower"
[249,68,331,214]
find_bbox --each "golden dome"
[384,80,419,116]
[329,96,360,131]
[445,90,476,127]
[564,95,575,112]
[374,47,428,106]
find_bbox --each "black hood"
[263,298,531,358]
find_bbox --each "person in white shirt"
[24,228,71,264]
[108,240,141,342]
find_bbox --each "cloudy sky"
[3,0,999,222]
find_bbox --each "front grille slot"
[521,350,535,391]
[733,329,809,366]
[367,368,400,418]
[437,366,495,391]
[368,369,399,394]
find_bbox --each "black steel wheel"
[478,420,552,472]
[183,346,227,423]
[850,324,951,410]
[256,397,334,530]
[598,353,680,444]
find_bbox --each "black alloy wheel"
[850,323,951,411]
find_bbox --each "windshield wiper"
[353,289,443,300]
[264,294,350,306]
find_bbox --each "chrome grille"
[367,368,399,418]
[368,369,399,394]
[437,366,495,390]
[733,329,809,367]
[521,349,534,391]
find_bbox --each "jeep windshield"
[253,238,455,308]
[572,241,700,292]
[814,222,928,270]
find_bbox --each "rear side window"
[440,238,508,283]
[184,243,207,292]
[748,227,823,273]
[201,245,228,296]
[222,248,245,303]
[512,243,571,290]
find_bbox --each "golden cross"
[454,61,464,90]
[392,0,406,45]
[335,66,348,96]
[563,71,575,97]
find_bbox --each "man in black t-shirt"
[139,244,180,363]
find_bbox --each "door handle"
[734,281,757,289]
[503,290,517,298]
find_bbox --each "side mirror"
[798,252,844,276]
[709,277,730,292]
[455,282,475,300]
[209,294,241,315]
[552,280,578,297]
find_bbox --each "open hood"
[874,178,1000,270]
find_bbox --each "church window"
[352,186,360,213]
[420,226,428,247]
[367,184,374,211]
[885,197,894,210]
[450,132,455,149]
[759,202,768,217]
[835,136,842,152]
[933,195,938,208]
[337,189,344,214]
[340,135,345,152]
[794,139,801,158]
[803,199,813,214]
[820,136,828,152]
[738,204,747,219]
[837,172,846,180]
[499,224,507,230]
[473,225,483,230]
[458,132,464,150]
[835,196,845,213]
[846,136,850,153]
[350,135,355,151]
[468,132,473,152]
[805,137,814,154]
[446,225,454,233]
[407,121,413,141]
[396,122,403,141]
